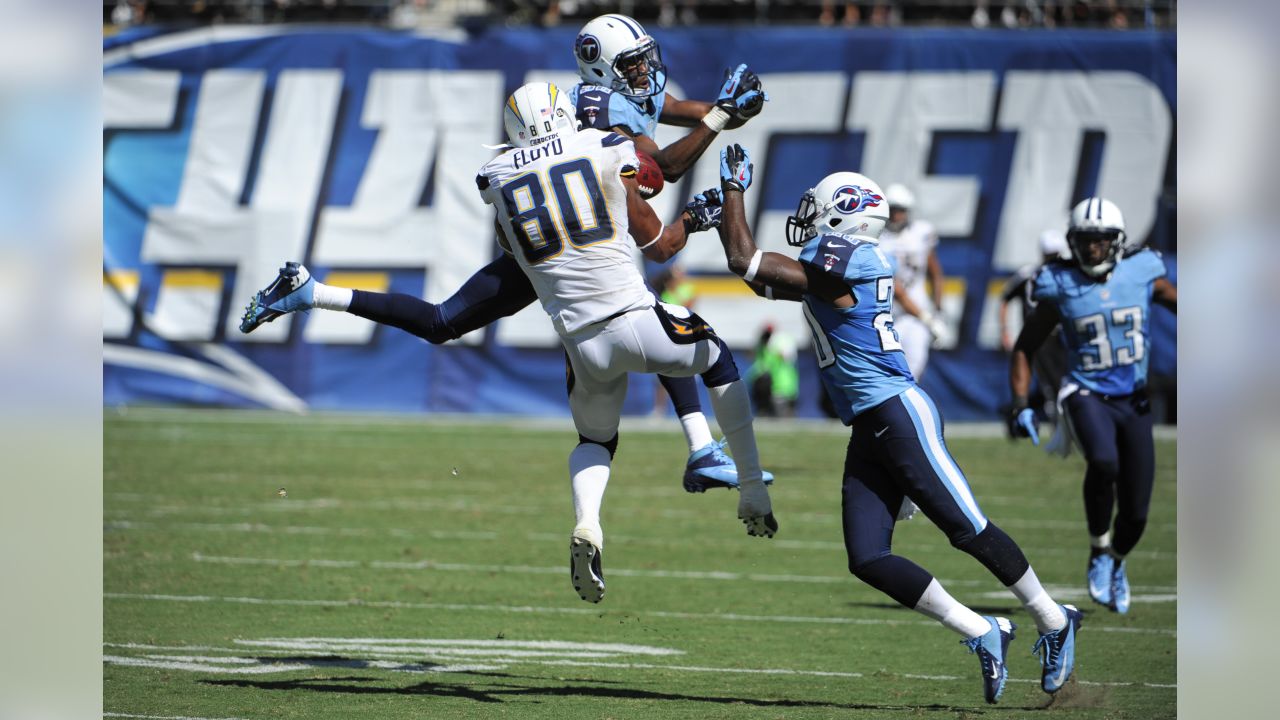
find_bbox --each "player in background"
[479,83,777,603]
[239,13,769,494]
[999,230,1072,452]
[707,146,1081,704]
[877,184,947,380]
[1008,198,1177,614]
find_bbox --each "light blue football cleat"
[1033,604,1083,694]
[682,439,774,493]
[1112,559,1131,614]
[239,262,314,334]
[962,616,1016,704]
[1087,553,1115,608]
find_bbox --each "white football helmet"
[503,81,579,148]
[574,14,666,98]
[885,183,915,211]
[786,172,889,247]
[1067,197,1127,277]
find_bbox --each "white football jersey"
[878,219,938,308]
[477,129,652,336]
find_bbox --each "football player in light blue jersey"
[706,145,1082,704]
[240,13,769,495]
[1009,197,1177,615]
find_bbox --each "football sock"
[660,374,704,419]
[956,523,1029,586]
[914,578,992,638]
[706,380,761,484]
[1090,532,1112,557]
[569,442,612,547]
[1008,567,1067,634]
[1083,460,1118,536]
[348,290,456,344]
[678,412,715,453]
[311,282,353,311]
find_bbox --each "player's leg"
[634,306,775,537]
[885,386,1081,693]
[1064,389,1123,609]
[240,255,538,342]
[1108,392,1157,614]
[562,341,629,604]
[838,428,1012,704]
[346,254,537,343]
[659,373,747,493]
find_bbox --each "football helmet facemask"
[575,14,667,99]
[1067,197,1126,277]
[786,172,889,247]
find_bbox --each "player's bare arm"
[660,94,750,130]
[927,247,945,309]
[1152,277,1177,312]
[623,175,688,262]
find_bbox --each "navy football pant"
[1065,389,1156,556]
[347,253,706,420]
[842,387,1030,608]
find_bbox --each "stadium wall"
[103,25,1176,420]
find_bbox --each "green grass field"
[104,409,1176,719]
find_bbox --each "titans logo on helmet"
[832,185,883,215]
[576,35,601,63]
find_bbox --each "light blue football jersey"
[1033,248,1167,396]
[569,73,667,139]
[799,234,915,424]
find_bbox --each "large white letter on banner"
[847,71,996,238]
[995,71,1172,271]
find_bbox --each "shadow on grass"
[201,658,1029,713]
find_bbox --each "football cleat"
[1087,552,1115,608]
[1112,559,1131,614]
[569,527,605,604]
[239,262,314,334]
[962,616,1015,704]
[736,481,777,538]
[1033,604,1083,694]
[682,439,774,493]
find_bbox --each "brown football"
[635,151,664,199]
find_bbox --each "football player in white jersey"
[476,82,777,604]
[878,184,947,380]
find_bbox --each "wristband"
[638,224,664,250]
[764,285,775,300]
[702,106,731,132]
[742,249,763,282]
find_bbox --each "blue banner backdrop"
[104,26,1176,420]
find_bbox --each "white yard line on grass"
[185,552,1179,596]
[105,713,253,720]
[104,592,1176,635]
[101,641,1176,690]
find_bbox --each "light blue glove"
[715,64,768,120]
[1013,407,1040,446]
[720,144,753,193]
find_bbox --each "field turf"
[104,409,1176,719]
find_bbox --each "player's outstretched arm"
[640,66,768,182]
[1007,304,1061,444]
[714,144,809,296]
[624,176,688,263]
[1153,277,1178,312]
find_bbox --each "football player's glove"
[715,64,768,121]
[1008,405,1040,446]
[720,144,754,193]
[683,188,724,234]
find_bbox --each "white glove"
[896,498,919,521]
[737,481,778,538]
[922,312,948,344]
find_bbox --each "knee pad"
[700,337,740,387]
[578,433,619,460]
